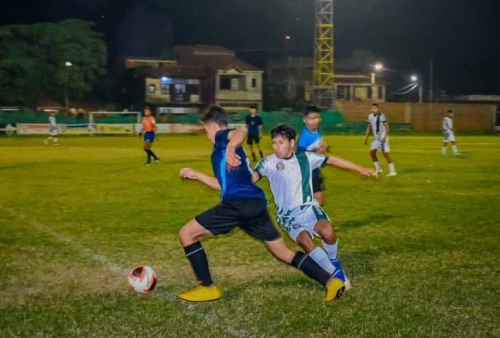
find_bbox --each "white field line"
[2,205,258,338]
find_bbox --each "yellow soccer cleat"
[324,278,345,302]
[178,285,222,302]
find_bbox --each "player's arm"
[180,168,221,190]
[364,123,371,145]
[382,121,389,142]
[226,128,248,167]
[325,156,375,178]
[251,171,261,183]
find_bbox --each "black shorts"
[247,135,260,145]
[312,176,325,193]
[195,198,280,242]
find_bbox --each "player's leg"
[264,238,344,301]
[383,153,396,176]
[178,211,223,302]
[450,138,461,156]
[442,141,448,156]
[247,138,257,161]
[312,175,325,206]
[241,199,343,301]
[143,141,152,165]
[370,145,382,174]
[255,140,264,159]
[295,230,334,275]
[313,219,349,288]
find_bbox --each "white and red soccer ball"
[128,265,157,293]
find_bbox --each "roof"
[176,45,261,72]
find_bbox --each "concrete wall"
[335,101,496,133]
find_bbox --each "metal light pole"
[64,61,72,111]
[371,63,383,102]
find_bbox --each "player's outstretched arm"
[180,168,221,190]
[326,156,375,178]
[226,128,247,167]
[364,124,371,145]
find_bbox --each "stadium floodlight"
[374,63,383,71]
[65,61,72,67]
[411,75,418,82]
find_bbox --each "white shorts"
[443,131,455,143]
[277,205,330,242]
[49,128,58,136]
[371,139,390,153]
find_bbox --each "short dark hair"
[270,124,296,141]
[447,109,454,113]
[202,106,228,126]
[249,104,258,109]
[305,105,320,116]
[371,103,379,108]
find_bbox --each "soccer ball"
[128,265,157,293]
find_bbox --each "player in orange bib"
[139,106,159,166]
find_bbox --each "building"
[266,52,387,106]
[123,45,263,114]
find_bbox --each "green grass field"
[1,135,499,337]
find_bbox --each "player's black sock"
[145,149,151,164]
[259,151,264,159]
[252,152,257,161]
[291,252,330,286]
[184,242,214,286]
[148,149,158,160]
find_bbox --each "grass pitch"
[1,135,499,337]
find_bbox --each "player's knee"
[295,231,316,253]
[315,222,335,243]
[178,226,194,245]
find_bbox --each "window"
[148,84,156,93]
[252,78,257,88]
[220,77,231,90]
[161,85,168,95]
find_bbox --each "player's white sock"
[309,247,335,274]
[322,240,338,261]
[373,161,381,172]
[388,162,396,173]
[452,145,459,153]
[442,147,447,155]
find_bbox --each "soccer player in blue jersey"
[178,106,344,302]
[245,104,264,161]
[297,106,328,205]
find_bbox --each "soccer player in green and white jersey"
[254,124,375,289]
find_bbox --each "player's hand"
[364,139,368,146]
[381,137,386,143]
[317,143,329,153]
[358,167,376,178]
[180,168,198,180]
[138,132,142,138]
[226,145,241,168]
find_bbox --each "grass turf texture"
[1,135,499,337]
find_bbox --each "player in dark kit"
[178,106,344,302]
[245,104,264,161]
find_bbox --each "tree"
[0,20,107,107]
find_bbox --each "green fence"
[0,109,412,134]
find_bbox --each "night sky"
[2,0,500,95]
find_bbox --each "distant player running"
[364,103,397,176]
[44,112,59,145]
[178,106,343,303]
[297,106,328,205]
[139,106,159,166]
[245,104,264,161]
[255,124,374,290]
[442,109,462,156]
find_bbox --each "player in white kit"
[44,112,59,145]
[364,103,396,176]
[442,110,461,156]
[254,124,375,290]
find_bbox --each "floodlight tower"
[312,0,335,110]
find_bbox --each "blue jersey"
[245,114,263,136]
[212,129,266,201]
[297,127,323,178]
